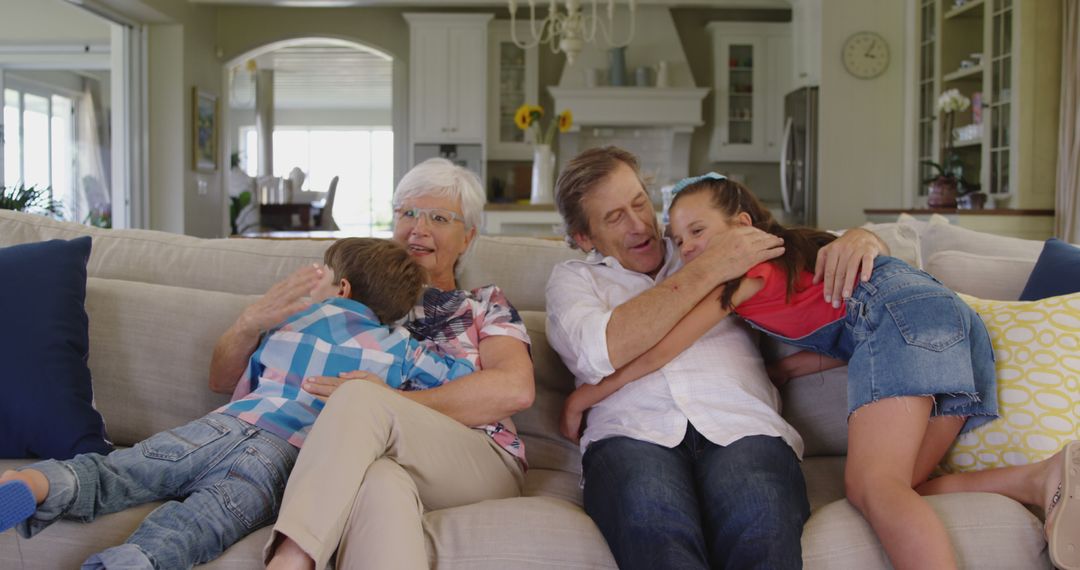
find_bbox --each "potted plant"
[924,89,981,208]
[0,184,63,219]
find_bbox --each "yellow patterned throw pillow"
[940,293,1080,473]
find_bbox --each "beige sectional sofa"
[0,210,1053,568]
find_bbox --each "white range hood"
[547,6,709,188]
[548,87,709,129]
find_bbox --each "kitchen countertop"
[864,208,1054,216]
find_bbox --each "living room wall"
[818,0,907,230]
[0,0,110,43]
[142,0,224,238]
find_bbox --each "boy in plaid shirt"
[0,238,475,569]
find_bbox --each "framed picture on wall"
[192,88,218,172]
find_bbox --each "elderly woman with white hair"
[207,158,534,570]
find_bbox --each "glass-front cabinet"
[917,0,938,192]
[725,42,757,148]
[913,0,1060,208]
[987,0,1012,196]
[487,21,538,161]
[707,22,791,163]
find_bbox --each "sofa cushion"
[916,218,1044,263]
[458,236,584,312]
[0,237,112,460]
[942,293,1080,473]
[1020,238,1080,301]
[760,337,849,458]
[924,251,1036,300]
[859,222,922,268]
[85,278,258,446]
[780,367,850,458]
[802,492,1048,569]
[0,210,329,296]
[422,496,617,569]
[512,311,585,475]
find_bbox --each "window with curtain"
[3,87,74,217]
[240,126,394,234]
[4,74,109,227]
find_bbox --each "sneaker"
[1048,441,1080,570]
[0,480,36,533]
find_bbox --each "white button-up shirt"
[545,238,804,458]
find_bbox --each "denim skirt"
[747,256,998,433]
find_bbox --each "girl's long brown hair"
[669,178,837,309]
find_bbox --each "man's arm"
[605,226,784,369]
[209,264,324,394]
[559,278,765,442]
[813,227,889,308]
[569,277,764,413]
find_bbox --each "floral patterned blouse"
[404,284,531,466]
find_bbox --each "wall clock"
[842,31,889,79]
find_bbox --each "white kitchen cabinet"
[791,0,821,87]
[487,21,539,161]
[405,13,492,144]
[707,22,792,163]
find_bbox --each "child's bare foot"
[266,535,315,570]
[1045,441,1080,570]
[0,469,48,504]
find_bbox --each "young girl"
[560,172,1079,570]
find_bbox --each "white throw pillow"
[859,221,922,268]
[924,250,1036,300]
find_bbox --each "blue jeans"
[582,427,809,570]
[17,413,298,569]
[744,255,998,432]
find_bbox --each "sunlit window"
[3,89,20,189]
[240,126,394,233]
[3,87,74,221]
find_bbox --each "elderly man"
[545,146,886,569]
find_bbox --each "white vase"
[530,144,556,205]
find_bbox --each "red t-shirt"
[734,262,846,339]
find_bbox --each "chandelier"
[508,0,636,66]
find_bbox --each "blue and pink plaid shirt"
[217,297,476,448]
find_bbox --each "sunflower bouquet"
[514,104,573,146]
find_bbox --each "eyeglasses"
[393,207,466,227]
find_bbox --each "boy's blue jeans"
[582,426,809,570]
[16,413,298,570]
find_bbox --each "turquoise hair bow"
[662,172,728,225]
[670,171,728,196]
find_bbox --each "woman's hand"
[302,371,387,402]
[209,264,326,394]
[813,228,888,308]
[240,264,325,335]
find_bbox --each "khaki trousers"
[264,380,525,570]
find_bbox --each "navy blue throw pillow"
[1019,238,1080,301]
[0,237,112,459]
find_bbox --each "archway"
[224,37,396,235]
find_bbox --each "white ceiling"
[230,42,392,109]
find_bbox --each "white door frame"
[109,24,149,229]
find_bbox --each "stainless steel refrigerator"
[780,86,818,227]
